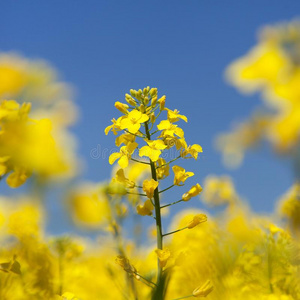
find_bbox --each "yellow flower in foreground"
[136,199,154,216]
[155,248,171,268]
[120,109,149,134]
[109,142,138,168]
[186,214,207,229]
[6,168,30,188]
[157,120,184,138]
[139,139,167,162]
[156,158,170,180]
[104,116,123,135]
[192,280,213,297]
[142,179,159,198]
[61,292,80,300]
[172,165,194,186]
[165,108,188,123]
[182,183,203,201]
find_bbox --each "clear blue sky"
[2,1,300,234]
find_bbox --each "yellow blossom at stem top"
[136,199,154,216]
[119,109,149,134]
[182,183,203,201]
[155,248,171,268]
[192,280,213,297]
[142,179,159,198]
[139,139,167,162]
[172,165,194,186]
[108,142,138,168]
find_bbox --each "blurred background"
[1,0,300,235]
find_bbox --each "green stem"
[163,227,188,237]
[131,158,150,165]
[158,184,175,194]
[144,121,163,285]
[161,199,184,209]
[172,295,194,300]
[156,155,181,169]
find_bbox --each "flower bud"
[139,104,145,113]
[150,113,156,123]
[143,87,148,95]
[125,94,136,106]
[158,95,166,110]
[149,88,158,97]
[144,96,149,105]
[130,89,137,97]
[115,101,129,114]
[186,214,207,229]
[151,96,158,107]
[192,280,213,297]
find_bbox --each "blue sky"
[2,1,300,234]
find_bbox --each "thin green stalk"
[172,295,194,300]
[158,184,175,194]
[161,199,184,209]
[163,227,188,237]
[156,155,181,169]
[131,158,150,165]
[144,121,163,286]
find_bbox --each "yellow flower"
[165,108,188,123]
[142,179,159,198]
[136,199,154,216]
[182,183,203,201]
[192,280,213,297]
[109,142,138,168]
[115,255,139,279]
[112,168,135,188]
[104,116,123,135]
[155,248,171,268]
[186,214,207,229]
[156,158,170,180]
[115,132,136,146]
[139,139,167,162]
[181,144,203,159]
[120,109,149,134]
[157,120,184,138]
[6,168,30,188]
[172,165,194,186]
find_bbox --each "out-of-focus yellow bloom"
[220,21,300,160]
[182,183,203,201]
[277,182,300,230]
[165,108,188,123]
[142,179,158,198]
[186,214,207,229]
[8,202,43,238]
[109,142,138,168]
[0,99,76,187]
[136,199,154,216]
[139,139,167,162]
[172,165,194,186]
[119,109,149,134]
[155,248,171,268]
[192,280,213,297]
[68,183,110,229]
[61,292,80,300]
[201,175,238,206]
